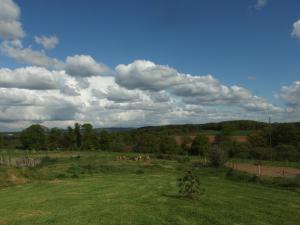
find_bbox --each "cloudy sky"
[0,0,299,131]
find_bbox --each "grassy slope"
[0,152,300,225]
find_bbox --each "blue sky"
[0,0,300,130]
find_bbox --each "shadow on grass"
[162,193,184,199]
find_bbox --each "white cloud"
[115,60,281,113]
[93,86,142,103]
[0,58,285,130]
[65,55,113,77]
[34,35,59,49]
[115,60,184,91]
[0,0,25,39]
[254,0,268,10]
[0,40,64,69]
[279,81,300,111]
[0,66,64,90]
[0,66,83,96]
[291,20,300,39]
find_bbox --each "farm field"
[0,151,300,225]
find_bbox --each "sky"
[0,0,300,131]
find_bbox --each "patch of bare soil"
[6,171,27,185]
[174,135,247,146]
[227,163,300,178]
[48,179,63,184]
[18,210,49,219]
[0,219,8,225]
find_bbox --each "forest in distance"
[1,120,300,162]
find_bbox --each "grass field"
[0,151,300,225]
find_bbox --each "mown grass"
[0,151,299,225]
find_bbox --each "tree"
[159,135,180,154]
[275,144,300,161]
[48,128,64,150]
[189,134,209,156]
[272,124,299,147]
[62,126,75,149]
[133,133,160,153]
[20,124,47,150]
[99,130,112,151]
[0,134,4,148]
[248,130,269,147]
[74,123,81,149]
[177,170,204,199]
[81,123,98,150]
[181,135,192,154]
[208,146,228,167]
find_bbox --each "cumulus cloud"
[0,66,63,90]
[279,81,300,111]
[93,86,142,103]
[0,66,82,96]
[0,0,25,39]
[115,60,281,113]
[254,0,268,10]
[0,88,81,123]
[65,55,113,77]
[0,40,64,69]
[34,35,59,49]
[115,60,184,91]
[0,56,284,130]
[291,20,300,39]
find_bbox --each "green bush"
[177,170,204,199]
[275,144,300,162]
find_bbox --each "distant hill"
[94,127,135,133]
[136,120,269,135]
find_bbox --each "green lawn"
[0,152,300,225]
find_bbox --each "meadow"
[0,151,300,225]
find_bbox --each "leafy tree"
[20,124,47,150]
[208,146,228,167]
[231,142,251,159]
[0,134,4,148]
[99,130,112,151]
[248,130,269,147]
[81,123,98,150]
[74,123,81,149]
[159,135,180,154]
[272,124,299,147]
[189,134,209,156]
[133,133,160,153]
[275,144,300,161]
[62,126,75,149]
[177,170,204,199]
[181,135,192,153]
[48,128,64,150]
[250,147,275,160]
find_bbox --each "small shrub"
[177,170,204,199]
[66,164,82,178]
[135,169,145,175]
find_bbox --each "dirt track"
[175,135,247,146]
[227,163,300,178]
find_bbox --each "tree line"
[0,121,300,162]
